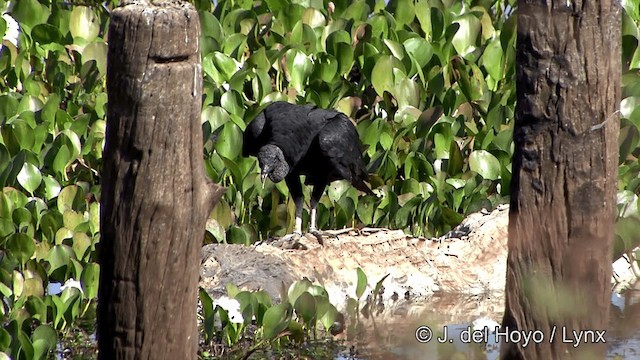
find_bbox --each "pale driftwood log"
[200,205,510,315]
[100,2,225,359]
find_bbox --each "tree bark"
[502,1,620,359]
[98,1,225,359]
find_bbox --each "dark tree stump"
[98,1,225,359]
[502,1,620,359]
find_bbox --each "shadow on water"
[337,281,640,360]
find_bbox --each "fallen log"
[200,205,510,315]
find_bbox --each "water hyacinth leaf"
[26,291,48,320]
[480,38,504,81]
[42,176,61,201]
[307,284,329,298]
[328,180,350,203]
[403,37,433,69]
[389,0,415,27]
[227,225,249,244]
[294,291,317,325]
[72,233,92,260]
[46,245,71,276]
[379,34,399,56]
[317,301,339,332]
[620,96,640,119]
[16,162,42,196]
[7,233,35,266]
[17,330,34,360]
[396,196,422,229]
[262,303,293,340]
[213,52,239,82]
[302,7,325,28]
[342,0,369,22]
[288,278,312,305]
[286,49,313,93]
[469,150,501,180]
[69,6,99,42]
[356,196,375,224]
[214,122,242,160]
[315,54,339,83]
[57,185,83,214]
[371,55,403,96]
[414,1,437,37]
[17,95,44,114]
[0,15,6,41]
[356,267,367,299]
[81,42,108,75]
[447,141,464,175]
[220,91,244,118]
[394,78,421,109]
[336,42,355,75]
[31,24,63,44]
[10,0,50,28]
[77,263,98,300]
[451,13,481,56]
[32,325,57,359]
[200,11,223,42]
[290,21,318,53]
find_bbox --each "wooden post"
[502,1,620,359]
[98,1,225,358]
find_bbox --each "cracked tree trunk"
[98,1,225,359]
[502,1,620,359]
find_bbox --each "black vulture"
[242,101,374,236]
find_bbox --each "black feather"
[242,102,374,230]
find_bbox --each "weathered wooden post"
[99,1,225,358]
[502,1,620,359]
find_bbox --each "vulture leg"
[309,182,326,232]
[309,181,338,243]
[285,174,304,235]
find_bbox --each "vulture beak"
[261,172,268,189]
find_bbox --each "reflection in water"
[338,282,640,359]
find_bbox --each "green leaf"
[356,267,367,299]
[285,49,313,93]
[469,150,501,180]
[214,122,242,160]
[390,0,415,28]
[371,55,403,96]
[342,0,369,22]
[403,37,433,69]
[32,325,57,359]
[6,233,35,265]
[288,279,312,305]
[69,6,100,42]
[72,232,92,260]
[480,37,504,81]
[447,141,464,175]
[42,176,62,200]
[17,162,42,195]
[262,303,293,340]
[317,302,339,332]
[81,262,100,299]
[294,291,316,325]
[57,185,83,214]
[31,24,63,45]
[11,0,50,28]
[213,52,239,82]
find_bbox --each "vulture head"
[257,145,289,183]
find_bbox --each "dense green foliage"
[0,0,638,359]
[202,0,518,242]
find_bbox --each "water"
[337,283,640,359]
